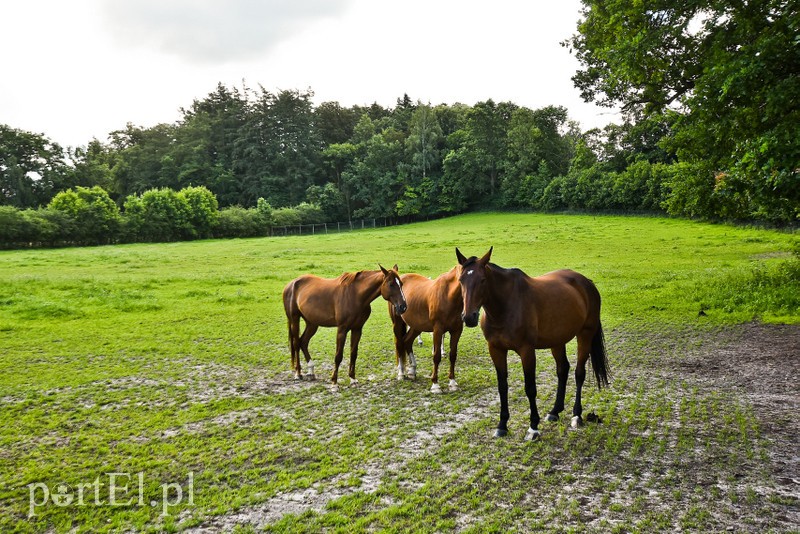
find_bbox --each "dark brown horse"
[388,267,463,393]
[283,265,407,388]
[456,247,610,440]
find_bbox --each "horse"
[388,267,464,393]
[456,247,610,440]
[283,265,407,388]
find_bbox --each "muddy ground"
[184,322,799,532]
[674,322,799,529]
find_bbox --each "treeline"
[0,184,356,247]
[2,85,797,240]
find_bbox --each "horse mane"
[338,270,379,286]
[338,271,360,286]
[462,257,523,277]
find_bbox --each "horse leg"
[489,344,510,437]
[429,326,444,393]
[447,327,462,391]
[392,315,408,380]
[298,323,318,380]
[572,333,592,428]
[520,346,541,441]
[330,327,348,388]
[546,345,570,422]
[402,328,419,379]
[347,327,362,386]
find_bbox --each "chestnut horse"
[388,267,463,393]
[456,247,610,440]
[283,265,407,387]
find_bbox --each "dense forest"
[1,0,797,246]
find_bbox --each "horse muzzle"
[462,311,479,328]
[395,303,408,315]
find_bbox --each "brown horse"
[283,265,407,388]
[388,267,463,393]
[456,247,610,440]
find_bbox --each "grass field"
[0,213,797,533]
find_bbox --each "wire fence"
[269,217,423,236]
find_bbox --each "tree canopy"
[566,0,799,222]
[2,3,798,233]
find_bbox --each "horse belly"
[402,296,435,332]
[296,293,338,327]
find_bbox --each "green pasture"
[0,213,797,532]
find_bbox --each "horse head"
[379,264,408,315]
[455,247,492,327]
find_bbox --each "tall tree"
[566,0,799,222]
[0,125,69,208]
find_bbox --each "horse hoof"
[493,428,508,438]
[305,374,315,381]
[350,378,359,387]
[293,372,302,380]
[545,413,559,423]
[525,428,542,441]
[430,383,442,394]
[448,379,459,392]
[571,415,584,429]
[329,384,339,393]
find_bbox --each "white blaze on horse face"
[396,278,407,304]
[467,270,474,276]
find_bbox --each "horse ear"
[379,264,389,275]
[479,246,493,265]
[455,247,468,266]
[392,264,399,272]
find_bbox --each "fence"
[269,217,416,237]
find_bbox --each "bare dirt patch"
[674,322,799,527]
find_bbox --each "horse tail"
[283,280,301,368]
[590,322,610,389]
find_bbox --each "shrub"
[123,188,192,242]
[178,186,219,239]
[47,186,121,244]
[213,206,266,238]
[272,207,302,227]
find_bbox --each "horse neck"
[482,264,517,321]
[353,270,384,303]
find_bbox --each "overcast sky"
[0,0,620,149]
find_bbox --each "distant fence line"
[269,217,426,237]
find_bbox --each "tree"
[464,100,516,197]
[0,125,70,208]
[566,0,799,222]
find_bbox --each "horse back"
[527,269,600,346]
[286,274,342,327]
[400,270,462,332]
[481,268,598,350]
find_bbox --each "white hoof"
[430,383,442,394]
[305,373,316,381]
[396,366,405,380]
[570,416,584,429]
[448,379,459,391]
[350,378,359,387]
[329,383,339,393]
[294,371,302,380]
[407,366,417,380]
[524,427,541,441]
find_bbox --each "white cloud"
[100,0,352,64]
[0,0,619,149]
